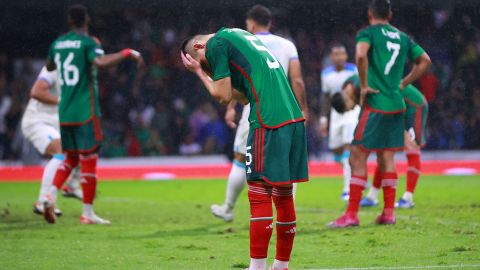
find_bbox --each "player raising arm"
[329,0,431,228]
[43,4,143,224]
[181,27,308,270]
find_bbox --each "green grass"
[0,176,479,269]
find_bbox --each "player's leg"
[361,163,382,207]
[396,131,421,208]
[212,105,249,222]
[329,110,349,200]
[374,150,397,224]
[340,106,361,202]
[248,180,273,270]
[62,166,83,200]
[211,152,246,222]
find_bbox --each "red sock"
[272,186,296,262]
[52,153,79,189]
[80,154,98,204]
[406,152,421,193]
[248,182,273,259]
[382,172,398,215]
[372,167,382,189]
[346,175,367,216]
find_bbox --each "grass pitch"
[0,175,479,269]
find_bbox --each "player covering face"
[181,27,308,270]
[42,4,144,225]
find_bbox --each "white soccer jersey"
[321,63,357,95]
[24,67,60,120]
[256,32,299,76]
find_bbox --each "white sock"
[83,204,94,217]
[66,166,81,188]
[402,191,413,202]
[367,187,380,201]
[224,160,246,209]
[342,156,351,193]
[249,258,267,270]
[272,259,289,270]
[38,155,63,202]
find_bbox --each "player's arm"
[356,42,379,106]
[93,49,144,68]
[225,100,238,128]
[400,52,431,90]
[288,59,309,121]
[319,73,330,137]
[30,79,58,105]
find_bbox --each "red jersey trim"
[260,176,309,186]
[229,61,305,129]
[60,117,94,127]
[365,103,406,114]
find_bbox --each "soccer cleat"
[395,198,415,209]
[210,203,234,222]
[33,202,62,217]
[374,213,396,225]
[80,214,111,225]
[43,196,57,224]
[327,214,359,228]
[62,185,83,200]
[360,197,379,207]
[340,192,350,201]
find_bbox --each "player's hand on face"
[360,86,379,106]
[181,52,202,74]
[224,107,237,129]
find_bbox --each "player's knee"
[248,182,273,216]
[272,186,295,221]
[65,152,80,168]
[234,152,246,164]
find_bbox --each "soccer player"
[211,4,308,222]
[333,75,428,209]
[43,5,144,224]
[328,0,431,228]
[21,66,83,217]
[319,44,358,201]
[181,27,308,270]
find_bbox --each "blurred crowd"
[0,5,479,161]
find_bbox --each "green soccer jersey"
[47,31,104,124]
[205,28,304,129]
[356,24,425,113]
[402,84,426,107]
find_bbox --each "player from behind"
[329,0,431,228]
[319,44,358,201]
[333,75,428,209]
[181,27,308,270]
[21,67,83,217]
[43,5,143,224]
[211,4,308,222]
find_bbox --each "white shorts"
[233,104,250,155]
[328,105,361,149]
[21,112,60,155]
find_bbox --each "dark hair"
[331,92,346,113]
[68,4,88,28]
[369,0,391,20]
[246,5,271,27]
[181,37,192,55]
[330,42,346,53]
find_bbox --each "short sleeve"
[37,67,58,87]
[287,40,299,60]
[321,72,328,94]
[87,37,104,63]
[356,28,371,45]
[407,35,425,61]
[205,37,231,81]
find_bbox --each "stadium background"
[0,0,480,163]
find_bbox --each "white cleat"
[210,204,234,222]
[80,213,111,225]
[62,185,83,200]
[43,195,57,224]
[33,202,62,217]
